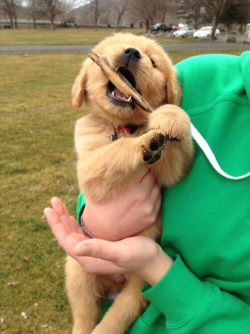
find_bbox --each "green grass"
[0,28,144,46]
[0,49,241,334]
[0,28,213,46]
[0,53,84,334]
[157,36,210,44]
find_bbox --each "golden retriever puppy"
[65,33,193,334]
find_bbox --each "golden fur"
[65,33,193,334]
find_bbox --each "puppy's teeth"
[112,91,115,97]
[127,96,132,102]
[115,66,119,72]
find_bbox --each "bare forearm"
[140,246,173,286]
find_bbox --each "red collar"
[111,124,140,141]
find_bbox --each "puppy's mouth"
[107,67,136,106]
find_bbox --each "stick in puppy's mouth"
[88,51,153,118]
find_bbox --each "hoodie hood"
[175,51,250,114]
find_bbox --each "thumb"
[74,239,123,263]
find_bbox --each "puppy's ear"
[167,67,182,105]
[72,60,89,108]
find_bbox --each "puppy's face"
[72,33,180,124]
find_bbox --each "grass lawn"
[0,28,143,46]
[0,49,242,334]
[0,27,207,46]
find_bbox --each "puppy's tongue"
[114,87,131,102]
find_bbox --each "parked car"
[193,26,220,39]
[173,26,195,38]
[152,23,172,32]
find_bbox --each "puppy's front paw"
[148,105,191,142]
[141,130,166,165]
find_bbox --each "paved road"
[0,42,249,54]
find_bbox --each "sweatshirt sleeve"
[142,255,250,334]
[76,193,86,225]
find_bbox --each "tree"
[220,0,250,31]
[42,0,61,29]
[0,0,19,28]
[177,0,203,29]
[134,0,169,33]
[89,0,100,29]
[202,0,230,40]
[157,0,176,23]
[113,0,129,28]
[58,0,76,26]
[26,0,43,28]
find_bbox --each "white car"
[173,27,195,38]
[193,26,220,39]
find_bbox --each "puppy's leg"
[91,275,147,334]
[78,129,166,201]
[148,104,193,186]
[65,256,100,334]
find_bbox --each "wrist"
[82,208,101,238]
[80,213,96,238]
[82,204,119,241]
[141,247,173,286]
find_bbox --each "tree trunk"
[116,15,121,28]
[13,14,17,29]
[33,16,37,28]
[145,19,150,33]
[193,5,200,29]
[149,18,153,32]
[210,0,228,41]
[94,0,99,31]
[240,23,246,34]
[50,19,55,30]
[9,15,14,29]
[210,16,218,40]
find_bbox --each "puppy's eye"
[150,58,156,68]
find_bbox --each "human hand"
[44,197,173,285]
[44,197,127,284]
[44,197,87,259]
[83,169,162,241]
[74,236,173,286]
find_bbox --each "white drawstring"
[191,123,250,180]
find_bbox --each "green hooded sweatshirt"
[76,51,250,334]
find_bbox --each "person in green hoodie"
[44,51,250,334]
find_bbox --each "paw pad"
[143,151,152,161]
[143,133,165,165]
[148,151,161,164]
[149,139,159,151]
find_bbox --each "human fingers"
[149,183,161,209]
[44,207,71,249]
[74,238,122,263]
[140,170,157,197]
[74,236,153,270]
[78,255,124,275]
[51,197,70,217]
[44,206,87,254]
[149,196,162,223]
[79,238,173,285]
[50,197,83,235]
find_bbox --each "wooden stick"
[88,51,153,117]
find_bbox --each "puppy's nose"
[123,48,141,61]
